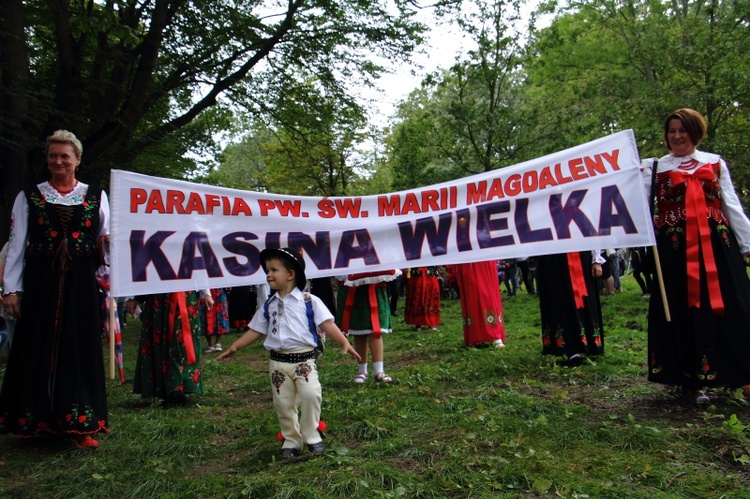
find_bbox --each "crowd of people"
[1,109,749,456]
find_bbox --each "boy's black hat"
[259,247,307,290]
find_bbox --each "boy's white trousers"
[269,358,322,450]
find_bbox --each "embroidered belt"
[270,350,316,363]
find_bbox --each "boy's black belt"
[270,350,316,363]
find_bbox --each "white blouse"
[3,181,110,294]
[640,150,750,254]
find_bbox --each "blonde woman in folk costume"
[0,130,109,448]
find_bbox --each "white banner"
[110,130,655,296]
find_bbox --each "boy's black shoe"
[307,442,325,455]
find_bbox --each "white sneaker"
[204,346,216,353]
[696,391,710,404]
[214,343,223,351]
[493,339,505,348]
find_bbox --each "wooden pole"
[648,159,671,322]
[650,246,671,322]
[109,296,116,380]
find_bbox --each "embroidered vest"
[25,185,101,263]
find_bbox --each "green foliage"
[387,86,455,190]
[206,82,397,196]
[434,0,529,174]
[257,84,367,197]
[206,108,361,196]
[0,0,430,239]
[388,0,533,189]
[523,0,750,205]
[386,0,750,207]
[3,276,750,497]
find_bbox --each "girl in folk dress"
[336,270,400,384]
[130,290,213,405]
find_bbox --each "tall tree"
[262,84,367,197]
[207,79,371,197]
[204,124,276,191]
[386,85,453,190]
[523,0,750,204]
[388,0,533,188]
[0,0,439,240]
[434,0,529,174]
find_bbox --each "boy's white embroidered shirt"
[249,287,334,352]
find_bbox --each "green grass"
[2,274,750,498]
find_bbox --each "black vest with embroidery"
[24,185,101,263]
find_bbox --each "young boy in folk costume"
[218,248,360,458]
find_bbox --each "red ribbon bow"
[667,165,724,315]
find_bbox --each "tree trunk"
[0,0,32,243]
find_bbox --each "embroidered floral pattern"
[410,266,440,277]
[483,308,503,327]
[592,331,602,347]
[663,226,685,251]
[25,186,100,257]
[649,352,662,375]
[28,192,54,253]
[63,405,98,431]
[38,181,88,205]
[542,320,603,356]
[697,355,717,381]
[654,164,728,229]
[9,410,35,433]
[542,325,566,350]
[0,404,107,436]
[295,362,314,382]
[579,326,589,346]
[271,370,286,394]
[716,224,732,249]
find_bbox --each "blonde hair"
[46,130,82,158]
